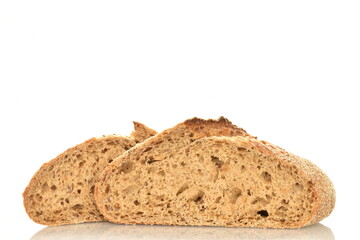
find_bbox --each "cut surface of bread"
[95,117,335,228]
[23,122,157,226]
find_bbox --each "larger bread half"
[95,117,335,228]
[23,122,157,225]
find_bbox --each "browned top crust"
[182,116,251,139]
[183,116,231,125]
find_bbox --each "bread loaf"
[95,117,335,228]
[23,122,156,225]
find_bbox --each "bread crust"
[95,117,335,228]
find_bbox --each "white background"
[1,1,359,239]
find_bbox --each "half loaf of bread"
[23,122,157,225]
[95,117,335,228]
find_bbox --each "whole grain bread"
[23,122,157,226]
[95,117,335,228]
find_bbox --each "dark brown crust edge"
[183,116,251,137]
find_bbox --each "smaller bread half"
[23,122,157,226]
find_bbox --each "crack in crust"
[183,116,251,138]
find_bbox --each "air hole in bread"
[257,210,269,217]
[53,210,62,214]
[191,190,205,203]
[72,204,84,211]
[77,189,81,194]
[35,194,43,202]
[176,184,189,196]
[146,157,160,164]
[106,141,117,146]
[108,159,113,163]
[79,161,85,167]
[278,206,288,212]
[211,156,224,168]
[101,148,109,153]
[261,171,272,182]
[237,147,247,151]
[105,185,110,194]
[134,200,140,205]
[247,189,252,196]
[143,147,152,153]
[51,185,57,191]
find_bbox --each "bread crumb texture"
[23,123,156,226]
[95,117,335,228]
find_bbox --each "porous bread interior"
[23,122,157,226]
[97,130,315,228]
[23,136,135,225]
